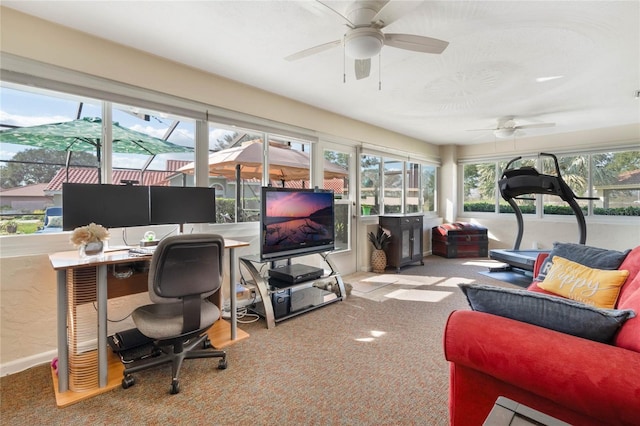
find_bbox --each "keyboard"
[128,247,156,256]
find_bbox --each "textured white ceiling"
[4,0,640,145]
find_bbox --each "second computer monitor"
[149,186,216,225]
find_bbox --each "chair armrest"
[444,310,640,424]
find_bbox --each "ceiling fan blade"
[371,1,421,28]
[354,58,371,80]
[316,0,355,27]
[384,33,449,54]
[285,39,342,61]
[515,123,556,130]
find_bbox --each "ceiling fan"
[286,0,449,80]
[468,117,556,139]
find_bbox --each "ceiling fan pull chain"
[378,53,382,91]
[343,37,346,83]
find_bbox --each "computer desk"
[48,238,249,407]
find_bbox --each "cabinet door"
[401,227,411,261]
[410,221,422,261]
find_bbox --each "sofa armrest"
[444,310,640,424]
[532,252,549,278]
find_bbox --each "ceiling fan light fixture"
[345,28,384,59]
[494,128,514,138]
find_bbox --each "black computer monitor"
[62,183,150,231]
[149,186,216,225]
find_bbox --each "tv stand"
[239,252,346,328]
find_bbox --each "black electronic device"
[62,183,150,230]
[271,289,291,319]
[268,263,324,285]
[260,186,335,261]
[149,186,216,225]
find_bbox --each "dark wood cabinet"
[379,215,424,272]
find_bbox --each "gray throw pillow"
[459,283,635,343]
[535,242,630,281]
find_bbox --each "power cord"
[236,307,259,324]
[92,301,133,322]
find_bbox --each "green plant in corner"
[368,226,391,250]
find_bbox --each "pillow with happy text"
[538,255,629,309]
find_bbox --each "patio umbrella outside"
[0,117,193,181]
[177,140,348,181]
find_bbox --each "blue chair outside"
[36,206,63,233]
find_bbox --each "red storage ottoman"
[432,222,488,258]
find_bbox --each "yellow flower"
[70,223,110,246]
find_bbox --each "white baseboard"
[1,338,98,377]
[1,349,57,377]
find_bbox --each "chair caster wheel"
[218,358,228,370]
[202,338,212,349]
[170,379,180,394]
[122,375,135,389]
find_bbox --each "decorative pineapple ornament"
[368,225,391,274]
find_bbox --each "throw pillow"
[538,256,629,308]
[46,215,63,228]
[535,242,630,281]
[459,283,635,343]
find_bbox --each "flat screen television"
[260,186,335,261]
[150,186,216,225]
[62,183,150,231]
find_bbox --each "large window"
[360,153,437,216]
[383,158,403,214]
[463,162,496,213]
[592,151,640,215]
[1,84,102,234]
[111,103,195,186]
[0,81,339,237]
[360,154,381,216]
[462,150,640,218]
[324,148,350,251]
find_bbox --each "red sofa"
[444,245,640,425]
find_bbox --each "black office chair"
[122,234,228,394]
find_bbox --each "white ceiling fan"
[286,0,449,80]
[468,117,556,139]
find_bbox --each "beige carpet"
[1,255,518,425]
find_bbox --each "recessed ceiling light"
[536,75,564,83]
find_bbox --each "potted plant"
[3,219,18,234]
[368,225,391,273]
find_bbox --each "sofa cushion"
[459,283,635,343]
[535,242,630,282]
[538,256,629,309]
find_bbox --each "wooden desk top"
[49,238,250,270]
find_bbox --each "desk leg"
[229,248,237,340]
[56,270,69,393]
[97,265,108,388]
